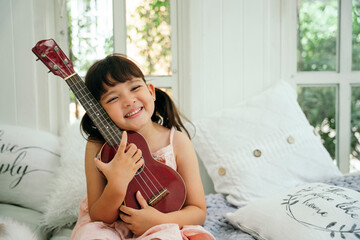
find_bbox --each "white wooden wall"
[182,0,282,120]
[0,0,69,134]
[0,0,283,133]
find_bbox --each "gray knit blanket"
[203,173,360,239]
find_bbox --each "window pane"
[353,0,360,70]
[297,0,338,71]
[67,0,113,122]
[67,0,113,76]
[126,0,172,76]
[297,86,337,161]
[351,86,360,172]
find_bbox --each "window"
[66,0,178,122]
[283,0,360,173]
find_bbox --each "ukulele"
[32,39,186,213]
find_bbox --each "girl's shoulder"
[172,129,192,150]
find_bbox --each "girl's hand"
[119,191,165,236]
[95,131,144,190]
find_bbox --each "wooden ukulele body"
[100,131,186,212]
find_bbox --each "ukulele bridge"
[148,188,169,207]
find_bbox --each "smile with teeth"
[125,107,143,118]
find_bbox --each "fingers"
[136,191,148,209]
[125,143,138,158]
[118,131,128,153]
[94,157,105,173]
[115,131,143,162]
[119,211,131,224]
[119,204,132,215]
[119,191,148,223]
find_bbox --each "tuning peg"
[48,70,52,73]
[36,58,40,61]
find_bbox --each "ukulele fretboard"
[65,74,122,147]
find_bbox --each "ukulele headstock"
[32,39,75,79]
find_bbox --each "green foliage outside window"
[297,0,360,167]
[126,0,172,75]
[353,0,360,70]
[67,0,113,76]
[297,87,336,158]
[297,0,337,71]
[66,0,172,119]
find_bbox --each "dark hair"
[80,53,191,141]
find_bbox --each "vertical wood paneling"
[0,0,61,134]
[186,0,203,120]
[12,0,37,127]
[33,0,50,131]
[222,0,245,105]
[54,0,71,134]
[266,0,281,88]
[0,0,17,124]
[243,0,264,99]
[33,0,58,133]
[187,0,282,121]
[202,0,223,114]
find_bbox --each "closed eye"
[107,97,118,103]
[131,85,141,91]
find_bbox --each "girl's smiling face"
[99,76,155,132]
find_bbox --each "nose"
[123,93,135,107]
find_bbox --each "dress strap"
[169,127,176,145]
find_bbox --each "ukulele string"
[132,160,163,198]
[68,75,121,146]
[68,74,163,197]
[47,49,120,146]
[138,167,162,194]
[50,50,166,199]
[68,75,164,199]
[143,164,164,190]
[133,176,150,200]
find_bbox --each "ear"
[148,83,156,101]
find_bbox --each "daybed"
[1,81,359,240]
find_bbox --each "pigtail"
[152,88,192,139]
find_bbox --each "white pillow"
[0,125,60,212]
[0,217,37,240]
[192,81,342,206]
[226,183,360,240]
[41,121,87,230]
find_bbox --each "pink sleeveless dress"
[70,128,214,240]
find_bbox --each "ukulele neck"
[65,73,122,146]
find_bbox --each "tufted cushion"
[191,81,342,206]
[0,125,60,212]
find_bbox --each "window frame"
[281,0,360,173]
[113,0,180,105]
[54,0,181,127]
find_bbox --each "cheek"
[146,99,155,113]
[103,104,123,119]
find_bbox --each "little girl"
[70,54,214,240]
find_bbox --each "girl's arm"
[86,131,144,224]
[164,130,207,225]
[119,130,207,235]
